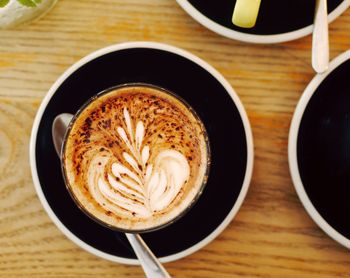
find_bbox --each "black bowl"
[289,50,350,249]
[30,42,253,263]
[177,0,349,43]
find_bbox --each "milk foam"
[64,86,209,231]
[87,108,190,218]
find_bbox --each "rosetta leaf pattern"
[113,108,152,209]
[98,107,190,216]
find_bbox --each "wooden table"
[1,1,350,277]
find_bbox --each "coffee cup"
[60,83,211,233]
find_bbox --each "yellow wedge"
[232,0,261,28]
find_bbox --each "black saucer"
[292,51,350,246]
[178,0,348,42]
[31,43,252,262]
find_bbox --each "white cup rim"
[29,41,254,265]
[176,0,350,44]
[289,50,350,249]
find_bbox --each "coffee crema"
[63,85,209,231]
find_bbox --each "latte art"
[63,85,209,231]
[88,108,190,218]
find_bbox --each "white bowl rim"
[29,41,254,265]
[176,0,350,44]
[289,50,350,249]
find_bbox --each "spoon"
[312,0,329,73]
[52,113,171,278]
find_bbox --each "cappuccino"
[63,85,209,231]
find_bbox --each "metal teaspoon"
[52,113,171,278]
[312,0,329,73]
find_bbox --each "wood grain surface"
[1,0,350,277]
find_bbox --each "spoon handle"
[126,233,171,278]
[52,114,171,277]
[312,0,329,73]
[52,113,73,156]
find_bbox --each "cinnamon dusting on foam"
[63,86,208,231]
